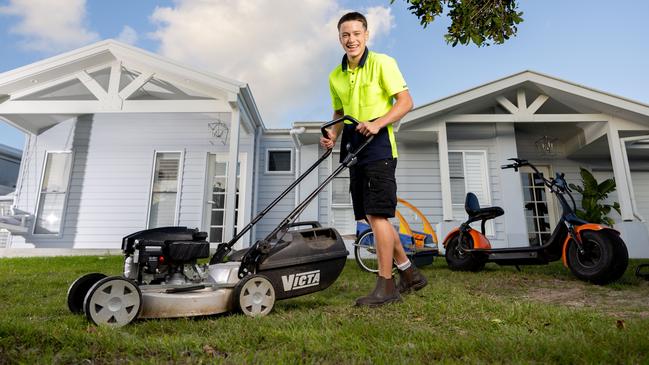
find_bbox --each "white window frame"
[202,152,247,244]
[265,148,293,174]
[33,151,73,236]
[448,150,494,236]
[146,150,184,228]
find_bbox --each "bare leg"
[391,224,410,265]
[367,214,407,278]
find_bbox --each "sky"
[1,0,648,151]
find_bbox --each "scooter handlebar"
[320,115,360,138]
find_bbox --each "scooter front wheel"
[566,230,627,285]
[445,234,487,272]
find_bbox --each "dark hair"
[337,12,367,30]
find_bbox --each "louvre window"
[449,151,494,235]
[148,152,181,228]
[34,152,72,235]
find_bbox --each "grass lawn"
[1,255,648,364]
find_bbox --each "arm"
[356,90,413,137]
[320,109,344,150]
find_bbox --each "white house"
[1,41,648,258]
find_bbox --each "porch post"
[438,122,453,221]
[224,101,241,248]
[606,122,634,221]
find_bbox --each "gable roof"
[402,70,649,127]
[0,39,263,133]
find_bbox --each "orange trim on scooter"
[442,228,460,247]
[442,228,492,250]
[561,224,620,267]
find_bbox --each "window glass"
[268,150,291,172]
[35,152,72,234]
[149,152,181,228]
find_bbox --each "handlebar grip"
[320,115,360,137]
[501,164,515,170]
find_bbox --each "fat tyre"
[354,229,379,273]
[233,274,275,317]
[445,234,486,272]
[567,230,626,285]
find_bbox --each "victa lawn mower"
[67,116,370,326]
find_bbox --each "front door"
[520,166,557,246]
[204,153,247,244]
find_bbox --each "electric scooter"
[443,158,629,285]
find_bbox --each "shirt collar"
[341,47,369,72]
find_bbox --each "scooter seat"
[465,192,504,221]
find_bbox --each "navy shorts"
[349,158,398,221]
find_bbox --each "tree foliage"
[569,168,621,227]
[391,0,524,47]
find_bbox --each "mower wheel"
[233,274,275,317]
[445,234,486,272]
[67,272,107,314]
[84,276,142,327]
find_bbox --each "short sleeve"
[379,56,408,97]
[329,76,343,111]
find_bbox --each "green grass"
[1,256,649,364]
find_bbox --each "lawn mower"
[443,158,629,285]
[67,115,372,327]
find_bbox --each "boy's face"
[338,20,368,60]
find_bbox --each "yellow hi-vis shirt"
[329,48,408,161]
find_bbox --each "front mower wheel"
[233,274,275,317]
[567,231,626,285]
[445,234,486,272]
[84,276,142,327]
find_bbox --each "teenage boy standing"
[320,12,427,307]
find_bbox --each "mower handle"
[320,115,360,138]
[285,221,322,229]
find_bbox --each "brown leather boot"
[355,276,401,307]
[396,266,428,294]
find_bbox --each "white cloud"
[0,0,98,53]
[150,1,394,127]
[117,25,138,45]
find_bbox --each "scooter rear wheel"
[567,231,627,285]
[445,234,487,272]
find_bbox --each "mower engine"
[121,227,211,285]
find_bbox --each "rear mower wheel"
[233,274,275,317]
[67,272,107,314]
[84,276,142,327]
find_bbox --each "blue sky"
[1,0,648,151]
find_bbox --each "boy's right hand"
[320,129,337,150]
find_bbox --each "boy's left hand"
[356,119,382,137]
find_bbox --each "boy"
[320,12,427,307]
